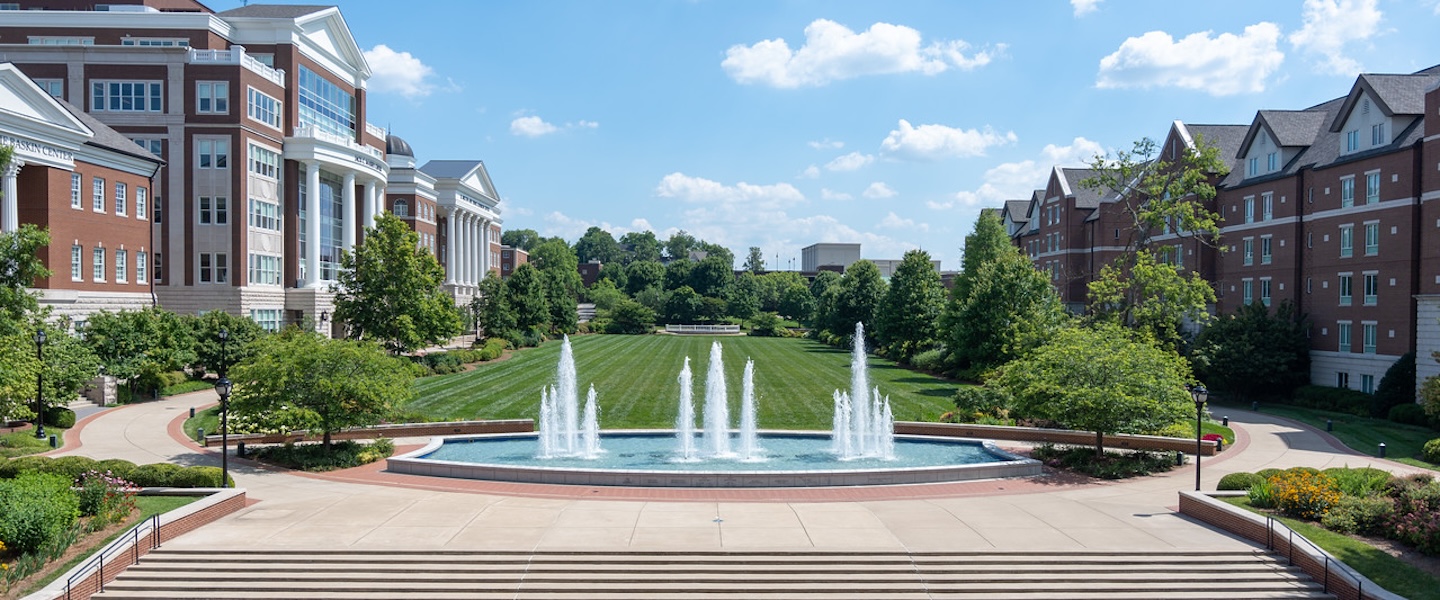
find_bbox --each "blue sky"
[238,0,1440,269]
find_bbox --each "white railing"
[187,45,285,87]
[291,124,385,160]
[665,324,741,334]
[365,122,387,140]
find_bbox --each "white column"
[444,209,457,285]
[362,180,377,236]
[304,161,321,287]
[465,214,476,286]
[455,212,468,286]
[471,216,481,284]
[1,160,21,233]
[341,172,356,252]
[480,219,490,278]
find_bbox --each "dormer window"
[1248,157,1259,177]
[1345,130,1360,152]
[1371,123,1386,146]
[1266,152,1277,172]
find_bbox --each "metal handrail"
[1264,515,1366,599]
[64,514,161,599]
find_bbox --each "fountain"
[392,325,1040,487]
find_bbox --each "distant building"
[499,245,527,278]
[801,243,860,272]
[868,258,942,279]
[578,260,603,287]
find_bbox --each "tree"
[85,307,196,397]
[500,228,542,251]
[1189,300,1310,402]
[874,250,945,362]
[947,251,1067,376]
[529,238,584,300]
[230,330,417,450]
[664,286,703,324]
[189,310,266,377]
[743,246,766,273]
[544,270,579,335]
[805,270,842,331]
[1372,352,1416,418]
[688,255,733,298]
[664,230,698,261]
[727,272,761,320]
[624,260,665,295]
[778,281,815,321]
[575,226,624,265]
[1081,136,1229,347]
[333,213,461,354]
[0,224,51,337]
[605,298,656,334]
[697,242,735,268]
[619,231,662,263]
[506,263,550,336]
[473,272,517,342]
[992,324,1194,456]
[951,210,1012,302]
[664,259,694,291]
[0,320,99,420]
[834,260,886,342]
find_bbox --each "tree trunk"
[323,430,332,451]
[1094,431,1105,458]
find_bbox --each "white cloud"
[540,212,653,241]
[863,182,897,199]
[576,120,600,129]
[879,211,928,232]
[1071,0,1102,16]
[722,19,1002,88]
[880,119,1017,160]
[1096,23,1285,96]
[931,137,1101,211]
[825,151,875,172]
[809,139,845,150]
[363,44,439,99]
[510,116,559,137]
[800,165,821,179]
[655,172,805,209]
[1289,0,1380,75]
[821,188,853,201]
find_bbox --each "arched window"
[393,199,409,217]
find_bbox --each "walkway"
[46,391,1429,553]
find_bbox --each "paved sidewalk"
[45,392,1429,553]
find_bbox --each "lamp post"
[1190,384,1209,492]
[216,328,230,488]
[33,328,46,439]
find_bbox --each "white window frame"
[196,139,229,169]
[1371,123,1386,146]
[1339,224,1353,258]
[248,144,280,179]
[1345,130,1360,152]
[70,245,82,281]
[1338,321,1352,352]
[1363,271,1378,306]
[136,187,148,220]
[70,173,82,209]
[91,80,162,113]
[136,250,148,284]
[1362,322,1377,354]
[1262,192,1273,221]
[1242,238,1254,266]
[1339,273,1353,306]
[1242,278,1254,305]
[246,87,282,130]
[248,198,282,231]
[1365,171,1380,205]
[1260,235,1272,265]
[1364,221,1379,256]
[1340,176,1355,208]
[114,181,127,216]
[34,78,63,98]
[92,177,105,212]
[92,247,105,282]
[1260,277,1272,307]
[196,81,229,114]
[1244,196,1255,223]
[114,248,127,283]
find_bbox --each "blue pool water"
[420,431,1008,473]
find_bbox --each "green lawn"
[1218,401,1439,470]
[0,428,66,459]
[183,407,220,442]
[1220,497,1440,600]
[409,335,964,430]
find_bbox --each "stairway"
[91,549,1336,599]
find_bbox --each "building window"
[246,87,282,129]
[1261,193,1273,221]
[1242,279,1253,305]
[136,187,147,220]
[1361,374,1375,394]
[195,197,230,225]
[66,173,81,209]
[248,199,281,231]
[154,253,162,282]
[197,139,228,169]
[115,249,127,283]
[1260,278,1272,307]
[1363,272,1378,305]
[1371,123,1386,146]
[114,182,127,216]
[199,197,211,225]
[1247,157,1259,177]
[393,199,410,217]
[248,144,280,179]
[199,252,228,284]
[1345,130,1359,152]
[1339,274,1353,306]
[30,36,93,45]
[35,78,63,98]
[1244,196,1254,223]
[131,138,163,157]
[1362,322,1377,354]
[1339,225,1353,258]
[154,197,163,224]
[1260,236,1272,265]
[1338,321,1352,352]
[1266,152,1277,172]
[70,245,82,281]
[1366,172,1380,204]
[1340,176,1355,208]
[92,177,105,212]
[298,66,357,138]
[1337,372,1351,389]
[1174,244,1184,268]
[92,247,105,282]
[91,80,162,112]
[123,37,188,46]
[136,250,147,284]
[1364,222,1379,256]
[1242,238,1254,266]
[248,253,282,286]
[250,308,283,332]
[196,81,228,114]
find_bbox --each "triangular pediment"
[0,63,91,140]
[296,8,371,78]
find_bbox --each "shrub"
[1322,495,1395,536]
[1270,469,1341,520]
[1256,468,1283,480]
[75,470,138,526]
[46,456,100,481]
[1389,403,1430,427]
[1218,472,1264,491]
[0,472,80,553]
[170,466,227,488]
[1372,353,1416,417]
[1323,467,1392,497]
[910,348,945,373]
[251,439,392,472]
[127,463,184,487]
[0,456,51,479]
[1291,385,1371,416]
[1248,478,1276,508]
[1425,438,1440,464]
[952,386,1012,419]
[44,406,76,429]
[1029,445,1178,479]
[746,312,787,338]
[95,459,137,481]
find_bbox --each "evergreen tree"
[875,250,945,362]
[1189,300,1310,401]
[333,213,462,354]
[806,270,842,331]
[742,246,766,273]
[948,251,1068,376]
[834,260,886,342]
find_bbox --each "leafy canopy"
[332,213,462,354]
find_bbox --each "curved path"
[45,390,1429,552]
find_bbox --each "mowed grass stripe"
[408,335,963,430]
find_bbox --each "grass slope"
[410,335,963,430]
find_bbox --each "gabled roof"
[1329,69,1440,132]
[217,4,331,18]
[420,159,500,201]
[1060,168,1105,208]
[1181,123,1248,159]
[1002,199,1030,224]
[59,99,163,166]
[220,5,370,81]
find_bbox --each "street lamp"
[218,328,229,378]
[1190,384,1209,492]
[33,328,46,439]
[214,376,232,488]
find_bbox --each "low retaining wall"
[29,488,247,600]
[895,422,1220,456]
[1177,491,1402,600]
[203,419,534,447]
[664,324,741,334]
